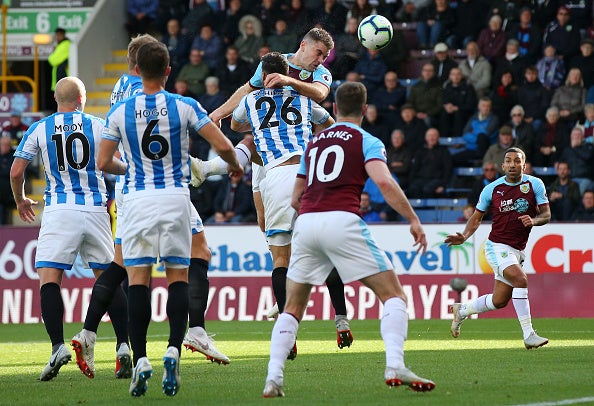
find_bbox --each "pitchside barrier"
[1,223,593,323]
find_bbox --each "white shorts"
[190,203,204,234]
[259,164,298,246]
[121,193,191,268]
[484,240,525,286]
[114,188,124,245]
[287,211,393,285]
[251,162,265,193]
[35,209,114,270]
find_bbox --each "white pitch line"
[511,397,594,406]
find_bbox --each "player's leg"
[269,243,291,312]
[360,270,435,392]
[264,278,312,398]
[38,267,72,381]
[325,268,353,348]
[190,135,257,187]
[183,226,230,364]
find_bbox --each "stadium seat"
[454,167,482,177]
[532,166,555,176]
[439,209,464,223]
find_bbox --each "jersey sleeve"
[102,105,123,142]
[232,95,249,123]
[362,132,387,163]
[249,62,264,88]
[13,122,40,161]
[313,65,332,89]
[531,176,549,205]
[310,101,330,125]
[186,97,212,132]
[297,147,308,178]
[476,183,494,212]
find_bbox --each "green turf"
[1,319,593,405]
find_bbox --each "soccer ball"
[357,15,393,50]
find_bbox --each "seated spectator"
[450,0,484,49]
[254,0,283,37]
[439,66,477,138]
[182,0,215,37]
[393,103,429,155]
[362,104,390,146]
[284,0,311,39]
[346,0,376,24]
[266,19,298,54]
[1,110,29,147]
[163,18,192,90]
[192,23,225,71]
[0,136,15,224]
[486,0,520,29]
[547,161,581,221]
[386,129,413,191]
[543,5,581,65]
[482,125,516,176]
[234,15,265,65]
[172,78,198,99]
[206,171,255,224]
[490,69,518,124]
[493,38,529,86]
[407,128,452,198]
[176,48,210,95]
[431,42,457,84]
[570,189,594,222]
[359,191,384,223]
[395,0,426,23]
[363,176,389,215]
[125,0,158,38]
[532,106,569,167]
[535,45,565,92]
[217,45,253,97]
[580,103,594,142]
[408,63,442,127]
[476,14,506,64]
[559,126,594,195]
[372,71,407,128]
[460,203,475,221]
[415,0,456,49]
[507,6,542,64]
[331,17,366,80]
[569,38,594,90]
[507,104,535,160]
[459,41,492,98]
[217,0,246,45]
[516,65,550,130]
[550,67,587,127]
[155,0,189,34]
[198,76,227,114]
[353,48,388,97]
[311,0,348,37]
[453,97,499,167]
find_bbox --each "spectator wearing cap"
[569,38,594,90]
[47,28,70,93]
[458,41,492,98]
[482,125,516,175]
[543,5,581,65]
[2,110,29,147]
[431,42,457,84]
[476,14,506,64]
[507,7,542,64]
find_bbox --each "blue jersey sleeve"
[530,175,549,205]
[249,62,264,88]
[362,131,387,163]
[297,148,307,177]
[476,181,496,212]
[13,120,41,161]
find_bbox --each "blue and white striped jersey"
[111,74,143,106]
[102,90,211,195]
[233,88,330,170]
[14,112,108,212]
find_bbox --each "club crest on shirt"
[299,70,312,80]
[520,183,530,194]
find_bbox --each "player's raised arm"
[209,82,253,125]
[264,74,329,103]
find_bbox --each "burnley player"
[445,147,551,349]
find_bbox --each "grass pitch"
[1,318,593,405]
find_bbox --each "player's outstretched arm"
[264,74,329,103]
[444,210,484,246]
[209,82,253,125]
[97,139,127,175]
[366,160,427,254]
[10,157,38,223]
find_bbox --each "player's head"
[127,34,159,71]
[54,76,86,112]
[334,82,366,119]
[298,27,333,71]
[502,147,526,180]
[136,42,170,81]
[261,52,289,76]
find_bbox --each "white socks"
[266,312,298,385]
[512,287,534,339]
[207,143,252,176]
[458,294,496,318]
[381,297,408,369]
